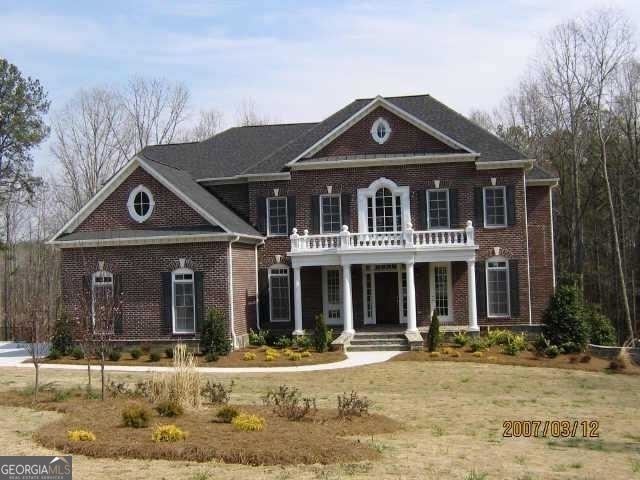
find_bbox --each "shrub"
[216,405,240,423]
[583,304,616,346]
[337,391,371,417]
[265,348,280,358]
[129,347,142,360]
[232,413,265,432]
[243,352,256,361]
[468,337,488,353]
[559,341,581,354]
[48,348,61,360]
[544,345,560,358]
[313,314,330,353]
[533,334,550,355]
[201,308,231,357]
[248,328,270,346]
[264,354,276,362]
[294,335,312,350]
[108,349,122,361]
[426,311,441,352]
[453,331,470,347]
[122,402,152,428]
[204,351,218,362]
[152,424,187,442]
[288,352,302,361]
[67,429,96,441]
[51,307,73,355]
[542,283,588,350]
[275,335,293,349]
[149,351,162,362]
[263,385,317,421]
[164,346,174,359]
[502,333,527,356]
[201,380,234,405]
[53,389,71,402]
[300,350,311,358]
[70,346,84,360]
[155,400,184,417]
[487,329,513,346]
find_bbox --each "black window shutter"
[258,269,270,325]
[160,272,172,334]
[113,273,124,335]
[341,193,351,230]
[448,188,458,228]
[473,187,484,227]
[417,190,427,230]
[506,185,517,226]
[508,260,520,317]
[475,261,486,318]
[256,197,267,234]
[194,271,204,333]
[82,275,91,330]
[287,195,296,235]
[288,269,294,323]
[311,195,320,233]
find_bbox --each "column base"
[404,328,419,335]
[467,326,480,333]
[292,329,305,336]
[342,328,355,336]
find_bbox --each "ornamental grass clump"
[152,424,187,442]
[146,343,202,409]
[232,413,265,432]
[67,429,96,441]
[243,352,256,361]
[122,402,152,428]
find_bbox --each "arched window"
[92,270,113,328]
[371,117,391,144]
[486,256,510,317]
[172,268,195,333]
[269,264,290,322]
[127,185,155,223]
[357,178,409,233]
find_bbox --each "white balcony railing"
[289,221,475,252]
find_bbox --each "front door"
[375,271,399,324]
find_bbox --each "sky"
[2,0,640,176]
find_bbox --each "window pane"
[173,276,195,331]
[268,197,288,235]
[485,188,505,226]
[374,188,395,232]
[434,266,449,316]
[270,272,290,321]
[487,267,508,316]
[321,195,341,233]
[428,190,450,229]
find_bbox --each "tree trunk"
[33,361,39,403]
[100,351,105,401]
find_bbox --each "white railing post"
[403,221,414,247]
[289,228,299,251]
[465,220,474,245]
[339,225,350,249]
[303,229,309,249]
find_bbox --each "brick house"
[49,94,558,348]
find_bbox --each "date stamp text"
[503,420,599,438]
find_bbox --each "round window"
[371,117,391,144]
[127,185,155,222]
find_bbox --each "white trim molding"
[171,267,196,334]
[475,159,534,170]
[197,172,291,185]
[526,177,560,187]
[429,262,453,322]
[127,185,155,223]
[49,233,263,248]
[268,263,291,323]
[371,117,391,144]
[357,177,410,233]
[290,153,477,171]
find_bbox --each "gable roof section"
[49,156,262,243]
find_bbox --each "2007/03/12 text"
[503,420,599,438]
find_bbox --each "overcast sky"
[2,0,640,175]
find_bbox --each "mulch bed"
[392,345,640,374]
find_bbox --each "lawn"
[1,360,639,479]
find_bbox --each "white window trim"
[172,267,196,334]
[322,266,342,326]
[486,256,510,318]
[429,262,453,322]
[127,184,155,223]
[91,270,113,327]
[483,186,507,228]
[319,194,342,234]
[357,178,410,233]
[266,196,288,237]
[268,264,290,323]
[426,188,450,230]
[371,117,391,144]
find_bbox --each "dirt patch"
[392,345,640,374]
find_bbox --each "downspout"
[523,171,533,325]
[255,243,261,330]
[228,236,239,349]
[549,187,556,289]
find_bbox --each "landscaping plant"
[121,402,152,428]
[313,314,330,353]
[232,413,266,432]
[216,405,240,423]
[426,311,441,352]
[263,385,317,421]
[200,380,234,405]
[201,308,231,357]
[542,283,588,351]
[583,304,616,346]
[337,391,371,417]
[152,424,187,442]
[51,306,74,355]
[155,399,184,417]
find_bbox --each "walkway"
[0,342,401,374]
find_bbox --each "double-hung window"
[427,189,450,229]
[92,271,114,329]
[173,268,195,333]
[320,194,341,233]
[269,265,290,322]
[484,186,506,227]
[486,259,509,317]
[267,197,288,236]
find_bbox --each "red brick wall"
[76,167,210,232]
[206,183,250,222]
[231,243,257,340]
[527,185,555,322]
[60,242,229,341]
[311,106,460,158]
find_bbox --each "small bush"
[487,329,513,346]
[560,341,582,354]
[472,351,484,358]
[67,429,96,442]
[275,335,293,349]
[152,424,187,442]
[313,314,330,353]
[204,351,219,362]
[53,389,71,402]
[265,348,280,358]
[243,352,256,361]
[265,354,276,362]
[544,345,560,358]
[130,347,142,360]
[453,331,469,346]
[542,283,588,350]
[584,304,616,346]
[201,380,234,405]
[288,352,302,361]
[70,346,84,360]
[337,391,371,417]
[294,335,312,350]
[149,351,162,362]
[232,413,265,432]
[263,385,317,421]
[51,307,74,355]
[468,337,488,353]
[155,400,184,417]
[48,348,62,360]
[426,311,441,352]
[533,334,550,355]
[164,347,174,359]
[216,405,240,423]
[502,333,527,356]
[122,402,152,428]
[108,349,122,361]
[248,328,270,346]
[201,308,231,357]
[300,350,311,358]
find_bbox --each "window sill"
[266,234,289,238]
[483,225,508,229]
[172,330,197,335]
[269,319,291,323]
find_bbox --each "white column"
[405,261,418,333]
[292,266,304,336]
[467,260,479,332]
[342,264,354,335]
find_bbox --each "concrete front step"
[353,333,406,340]
[348,344,410,351]
[350,338,408,345]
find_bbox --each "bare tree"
[181,108,224,141]
[235,97,273,126]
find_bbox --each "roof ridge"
[354,93,431,101]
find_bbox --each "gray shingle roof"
[139,94,530,180]
[527,164,558,181]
